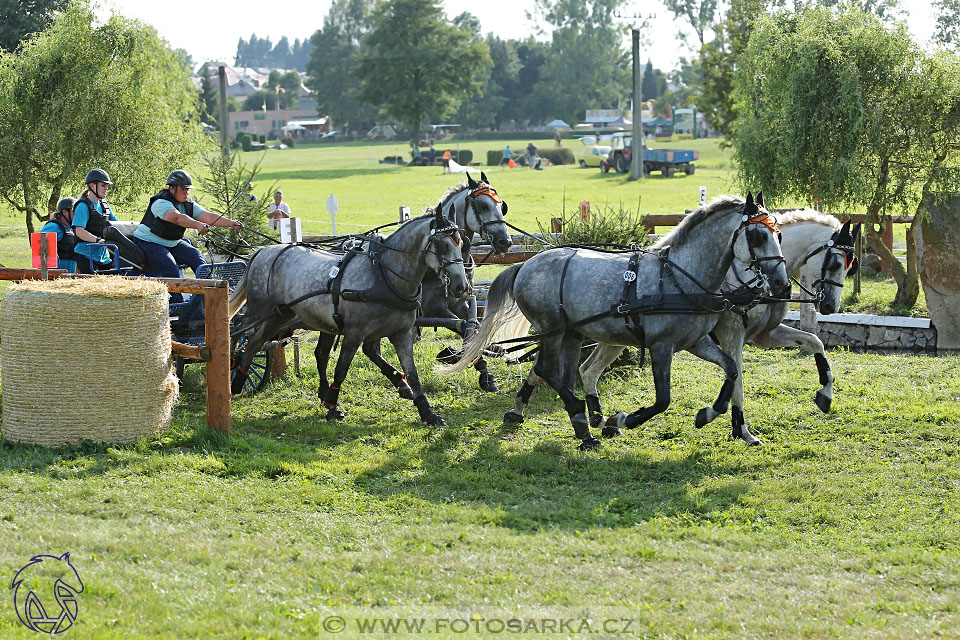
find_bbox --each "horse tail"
[438,263,524,375]
[228,271,248,319]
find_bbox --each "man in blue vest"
[132,170,243,302]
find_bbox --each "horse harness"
[267,223,462,333]
[498,207,784,355]
[801,230,857,295]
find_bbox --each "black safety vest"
[140,190,195,241]
[49,217,79,259]
[75,196,113,237]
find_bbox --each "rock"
[919,194,960,352]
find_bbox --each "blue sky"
[101,0,938,72]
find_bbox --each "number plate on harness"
[623,270,637,282]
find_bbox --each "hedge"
[539,147,574,165]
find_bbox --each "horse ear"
[436,205,444,225]
[745,191,756,214]
[852,222,862,241]
[757,191,765,208]
[467,172,478,189]
[480,171,489,184]
[839,219,851,237]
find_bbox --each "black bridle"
[462,183,509,244]
[802,230,857,296]
[728,208,787,294]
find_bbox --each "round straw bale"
[1,276,178,446]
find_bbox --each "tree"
[524,0,629,124]
[306,0,378,129]
[641,60,659,101]
[663,0,722,49]
[734,7,960,309]
[0,1,208,235]
[355,0,490,145]
[934,0,960,48]
[199,65,218,125]
[0,0,68,51]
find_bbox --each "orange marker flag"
[507,159,516,169]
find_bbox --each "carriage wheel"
[231,335,273,395]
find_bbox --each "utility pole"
[218,66,230,160]
[630,29,643,180]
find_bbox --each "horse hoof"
[601,426,622,438]
[733,428,763,446]
[604,412,626,428]
[397,383,415,400]
[503,411,525,424]
[695,407,716,428]
[478,373,499,393]
[814,391,831,413]
[436,346,461,364]
[426,414,447,426]
[325,407,345,421]
[578,437,602,451]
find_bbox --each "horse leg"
[753,324,833,413]
[314,333,335,400]
[615,342,674,429]
[322,335,362,421]
[684,335,750,442]
[362,338,415,400]
[711,321,762,445]
[389,328,446,426]
[536,333,599,450]
[503,356,541,424]
[579,343,625,437]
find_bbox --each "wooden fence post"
[204,283,231,435]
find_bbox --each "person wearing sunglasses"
[132,169,243,302]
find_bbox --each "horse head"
[427,205,468,298]
[734,191,790,296]
[463,172,512,254]
[816,219,861,314]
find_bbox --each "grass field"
[1,332,958,638]
[0,138,952,638]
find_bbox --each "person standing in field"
[267,189,292,231]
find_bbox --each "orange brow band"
[748,210,781,235]
[472,185,502,204]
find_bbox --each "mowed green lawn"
[0,139,955,638]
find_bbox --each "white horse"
[573,210,861,445]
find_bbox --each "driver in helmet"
[41,197,80,273]
[73,168,119,273]
[132,169,243,302]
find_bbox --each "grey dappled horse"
[229,209,468,426]
[405,172,513,392]
[578,211,862,446]
[442,194,789,450]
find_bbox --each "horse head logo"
[11,553,84,634]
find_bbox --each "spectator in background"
[500,145,512,167]
[442,149,452,172]
[428,144,437,164]
[267,189,292,230]
[246,182,257,203]
[555,129,562,146]
[41,197,79,273]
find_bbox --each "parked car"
[577,142,611,168]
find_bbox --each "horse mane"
[653,195,743,249]
[775,208,840,229]
[424,181,468,215]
